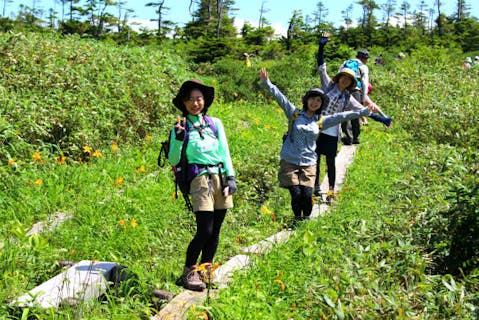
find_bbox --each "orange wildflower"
[92,150,104,158]
[130,218,138,228]
[260,205,273,215]
[111,143,118,153]
[56,156,66,164]
[8,159,15,166]
[33,152,44,163]
[135,165,146,174]
[118,219,126,227]
[115,177,124,185]
[33,179,43,186]
[274,279,285,291]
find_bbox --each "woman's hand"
[319,32,329,46]
[258,67,269,82]
[175,116,186,141]
[366,103,380,114]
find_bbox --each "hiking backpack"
[158,116,218,211]
[343,59,363,89]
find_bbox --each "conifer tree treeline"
[1,0,478,60]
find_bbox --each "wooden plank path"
[10,146,357,315]
[26,211,72,236]
[11,260,120,308]
[152,145,357,319]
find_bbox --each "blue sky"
[125,0,477,35]
[12,0,479,36]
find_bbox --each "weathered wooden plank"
[11,260,119,308]
[242,230,292,255]
[26,211,72,236]
[214,254,250,287]
[328,145,357,191]
[152,255,250,320]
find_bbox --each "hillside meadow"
[0,32,478,319]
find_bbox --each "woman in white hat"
[463,57,472,69]
[314,34,391,203]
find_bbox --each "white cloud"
[129,16,287,38]
[233,17,287,38]
[128,18,157,32]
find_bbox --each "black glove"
[319,35,329,46]
[317,36,328,67]
[175,127,185,141]
[226,176,237,195]
[369,113,392,127]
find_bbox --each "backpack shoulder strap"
[203,115,219,138]
[287,109,300,136]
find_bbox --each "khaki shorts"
[278,160,316,188]
[190,174,234,212]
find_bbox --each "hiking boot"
[288,216,303,230]
[352,138,360,144]
[341,137,352,145]
[181,265,206,291]
[326,190,336,205]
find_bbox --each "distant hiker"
[243,53,252,68]
[472,56,479,67]
[258,67,375,223]
[396,52,405,60]
[313,33,391,203]
[168,79,237,291]
[375,54,385,66]
[339,49,371,145]
[463,57,472,69]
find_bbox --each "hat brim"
[172,80,215,114]
[304,90,329,105]
[332,71,357,91]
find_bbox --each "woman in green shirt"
[168,80,236,291]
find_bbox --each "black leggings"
[316,155,336,190]
[288,185,313,218]
[185,209,226,267]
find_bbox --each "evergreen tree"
[183,0,236,39]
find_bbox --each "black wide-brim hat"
[172,80,215,114]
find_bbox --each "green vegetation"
[0,30,478,319]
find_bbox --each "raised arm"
[316,33,329,67]
[316,33,332,88]
[258,67,298,120]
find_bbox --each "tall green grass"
[201,48,479,319]
[0,34,477,319]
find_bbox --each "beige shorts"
[190,174,234,212]
[278,160,316,188]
